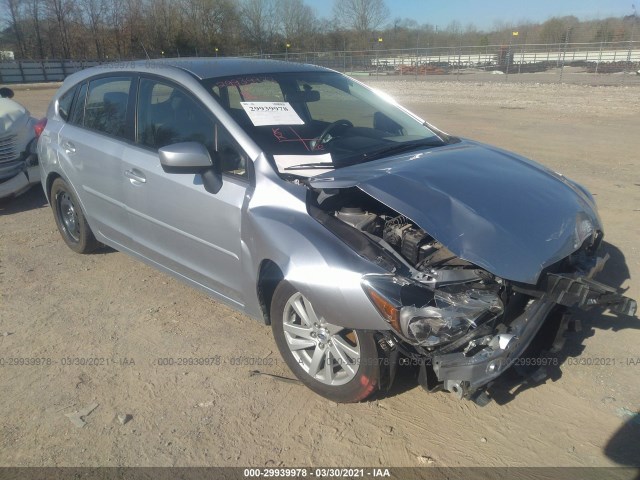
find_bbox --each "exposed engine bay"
[309,186,637,401]
[312,187,511,346]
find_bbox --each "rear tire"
[271,281,382,402]
[50,178,99,254]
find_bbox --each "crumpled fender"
[241,154,392,331]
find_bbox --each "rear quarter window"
[69,82,87,126]
[57,86,77,122]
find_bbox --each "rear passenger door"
[123,76,250,305]
[58,75,135,248]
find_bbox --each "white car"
[0,88,45,199]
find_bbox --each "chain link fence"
[258,41,640,85]
[1,41,639,85]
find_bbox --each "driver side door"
[123,76,251,306]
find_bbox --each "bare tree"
[3,0,27,57]
[127,0,150,58]
[146,0,181,56]
[44,0,74,57]
[276,0,316,49]
[240,0,279,53]
[80,0,106,59]
[539,16,578,44]
[332,0,389,36]
[181,0,238,55]
[2,0,637,61]
[26,0,46,58]
[103,0,127,58]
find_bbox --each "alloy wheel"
[282,291,361,386]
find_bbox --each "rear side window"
[84,77,132,138]
[58,86,77,122]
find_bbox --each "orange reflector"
[368,289,401,332]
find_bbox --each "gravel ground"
[1,79,639,469]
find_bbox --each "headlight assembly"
[361,274,503,348]
[399,289,503,347]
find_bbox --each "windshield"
[202,71,449,178]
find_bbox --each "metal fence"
[1,41,639,85]
[258,41,640,84]
[0,59,100,84]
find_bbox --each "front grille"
[0,134,19,164]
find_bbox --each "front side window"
[203,72,451,178]
[137,78,214,151]
[137,77,247,177]
[84,76,131,138]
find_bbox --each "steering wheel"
[312,119,353,149]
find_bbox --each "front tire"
[271,281,381,402]
[50,178,99,254]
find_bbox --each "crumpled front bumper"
[431,259,637,400]
[0,171,32,199]
[432,298,557,399]
[0,149,39,200]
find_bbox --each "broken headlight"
[362,274,503,348]
[400,290,503,347]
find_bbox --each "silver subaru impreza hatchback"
[39,58,635,403]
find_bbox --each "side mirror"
[0,87,15,98]
[159,142,223,194]
[159,142,212,172]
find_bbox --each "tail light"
[34,118,47,138]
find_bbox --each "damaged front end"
[309,185,637,402]
[0,98,42,200]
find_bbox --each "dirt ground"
[362,66,640,87]
[1,78,639,469]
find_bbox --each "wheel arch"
[256,259,285,325]
[45,171,62,204]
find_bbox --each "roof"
[133,57,330,80]
[57,57,335,101]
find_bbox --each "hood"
[0,98,30,135]
[310,141,601,284]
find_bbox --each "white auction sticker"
[240,102,304,126]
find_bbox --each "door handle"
[61,140,76,154]
[124,169,146,184]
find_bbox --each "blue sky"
[306,0,636,30]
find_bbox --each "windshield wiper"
[285,140,443,172]
[359,139,445,162]
[284,162,335,171]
